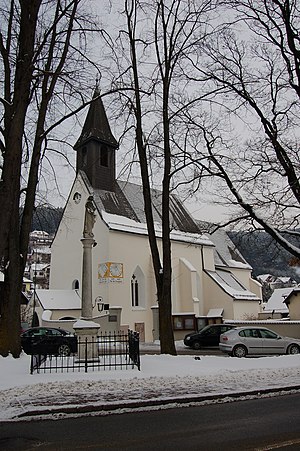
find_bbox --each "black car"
[21,327,77,356]
[183,324,235,350]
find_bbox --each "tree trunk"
[0,197,23,357]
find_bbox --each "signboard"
[98,262,123,283]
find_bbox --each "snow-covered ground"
[1,343,300,422]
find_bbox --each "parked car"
[183,324,236,350]
[219,326,300,357]
[21,327,77,356]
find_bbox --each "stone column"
[74,195,100,361]
[81,237,95,319]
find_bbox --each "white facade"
[49,173,262,342]
[48,90,262,341]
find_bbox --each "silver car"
[219,326,300,358]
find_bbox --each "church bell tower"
[74,86,118,192]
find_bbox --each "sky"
[38,1,232,225]
[1,342,300,422]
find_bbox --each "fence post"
[85,337,88,373]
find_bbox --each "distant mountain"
[228,230,300,282]
[31,207,63,235]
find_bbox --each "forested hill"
[30,207,300,282]
[228,231,300,282]
[31,207,63,235]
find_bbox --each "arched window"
[82,147,87,167]
[131,266,145,308]
[131,275,139,307]
[100,145,108,167]
[72,279,80,290]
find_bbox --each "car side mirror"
[277,336,282,340]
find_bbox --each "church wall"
[287,293,300,319]
[50,178,90,290]
[233,300,260,320]
[202,272,234,318]
[249,277,263,299]
[171,243,205,315]
[230,267,262,301]
[102,230,156,342]
[50,174,260,341]
[230,267,252,289]
[201,244,215,271]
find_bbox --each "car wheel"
[192,341,201,350]
[232,345,247,358]
[58,343,71,356]
[287,344,300,355]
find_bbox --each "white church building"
[47,89,262,342]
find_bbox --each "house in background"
[24,230,52,289]
[46,88,262,341]
[257,274,297,302]
[259,287,291,319]
[283,288,300,320]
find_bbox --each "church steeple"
[74,87,118,192]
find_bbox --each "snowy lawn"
[0,348,299,422]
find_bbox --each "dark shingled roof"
[80,172,201,234]
[74,88,118,149]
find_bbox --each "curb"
[17,384,300,419]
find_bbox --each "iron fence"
[30,330,140,374]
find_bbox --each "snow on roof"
[33,263,50,271]
[35,289,81,310]
[206,269,260,301]
[257,274,273,283]
[33,246,51,254]
[0,272,33,283]
[207,308,224,317]
[208,228,251,269]
[101,211,214,246]
[264,288,291,312]
[31,230,49,237]
[277,276,293,283]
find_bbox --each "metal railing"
[30,330,140,374]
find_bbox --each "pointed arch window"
[82,147,87,167]
[100,145,108,167]
[131,275,139,307]
[131,266,145,309]
[72,279,80,290]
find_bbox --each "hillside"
[228,231,300,282]
[31,207,63,235]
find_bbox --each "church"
[48,88,262,342]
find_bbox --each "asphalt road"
[1,392,300,450]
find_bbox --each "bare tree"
[183,0,300,258]
[103,0,217,354]
[0,0,97,357]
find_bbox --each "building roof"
[74,88,118,149]
[35,289,81,310]
[263,287,291,312]
[81,171,209,237]
[210,228,251,269]
[283,287,300,305]
[205,268,260,301]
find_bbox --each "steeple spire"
[74,87,118,192]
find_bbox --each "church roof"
[80,171,207,237]
[74,88,118,149]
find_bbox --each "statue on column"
[83,195,96,238]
